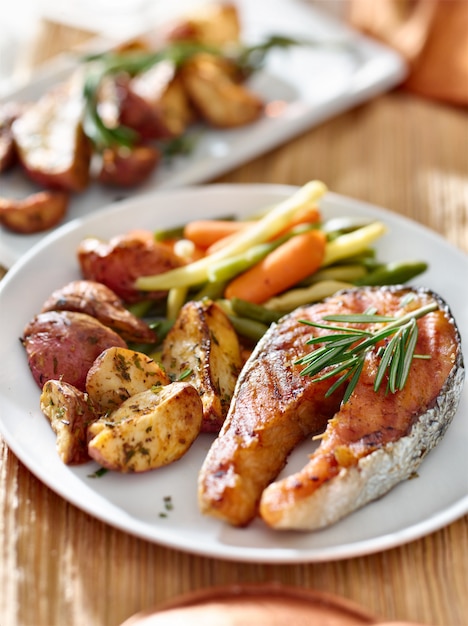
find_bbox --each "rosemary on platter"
[296,303,437,403]
[80,33,354,151]
[80,36,303,151]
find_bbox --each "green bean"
[192,280,228,300]
[229,297,283,324]
[215,298,234,316]
[228,315,270,342]
[322,222,387,266]
[299,263,367,286]
[166,286,188,319]
[322,217,373,236]
[148,318,175,343]
[322,222,388,267]
[207,241,274,282]
[126,342,156,355]
[153,225,185,241]
[332,248,376,264]
[126,300,155,318]
[263,280,353,312]
[353,260,428,286]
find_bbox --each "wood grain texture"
[0,14,467,626]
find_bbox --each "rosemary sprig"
[80,33,350,151]
[82,66,140,151]
[81,41,221,151]
[296,302,437,403]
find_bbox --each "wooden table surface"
[1,16,467,626]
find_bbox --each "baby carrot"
[183,220,248,249]
[224,229,327,304]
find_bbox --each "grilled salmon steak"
[198,286,464,530]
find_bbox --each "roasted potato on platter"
[161,298,243,433]
[118,63,195,140]
[180,53,263,128]
[12,79,92,193]
[0,190,69,234]
[86,346,170,413]
[97,144,161,187]
[0,101,27,172]
[87,382,203,472]
[165,2,241,47]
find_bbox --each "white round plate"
[0,184,466,563]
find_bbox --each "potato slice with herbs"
[161,299,243,433]
[40,379,98,465]
[86,347,170,413]
[87,382,203,472]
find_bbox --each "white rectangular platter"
[0,0,407,267]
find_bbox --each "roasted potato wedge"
[180,53,263,128]
[0,190,69,234]
[161,299,243,433]
[12,79,92,192]
[87,382,203,472]
[40,379,98,464]
[0,101,27,172]
[165,2,241,47]
[86,347,170,413]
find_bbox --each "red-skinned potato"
[87,382,203,472]
[0,190,69,234]
[97,144,160,187]
[12,80,92,192]
[77,230,184,303]
[117,65,195,140]
[41,279,156,343]
[22,310,127,392]
[0,101,27,172]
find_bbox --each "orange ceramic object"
[120,583,430,626]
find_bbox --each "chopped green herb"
[178,368,193,381]
[88,467,109,478]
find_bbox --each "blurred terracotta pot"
[348,0,468,105]
[120,583,432,625]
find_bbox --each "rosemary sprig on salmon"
[296,302,437,403]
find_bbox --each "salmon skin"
[198,286,464,530]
